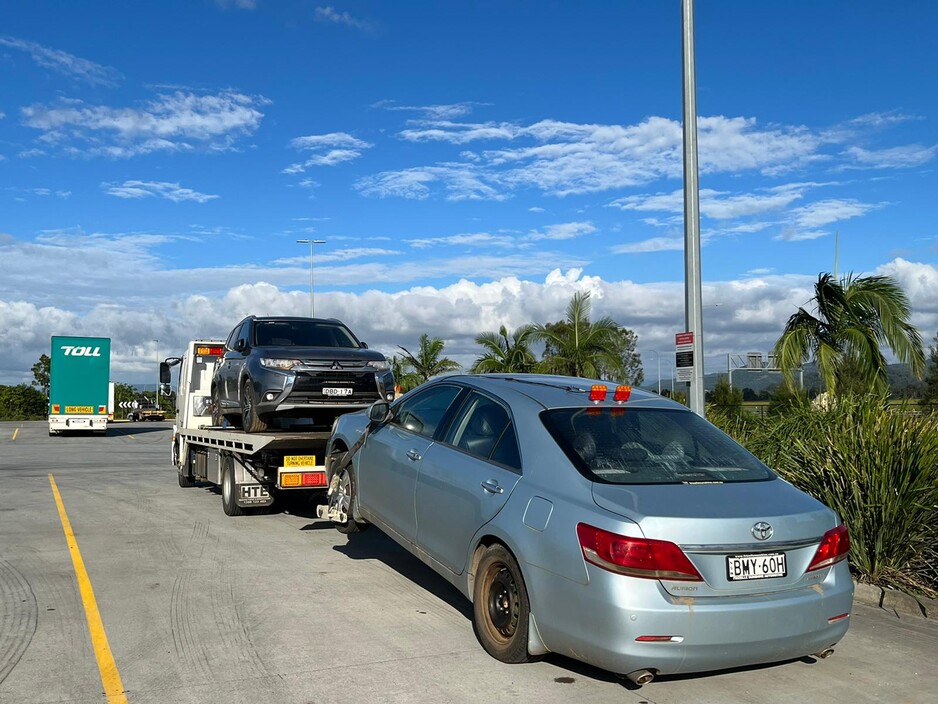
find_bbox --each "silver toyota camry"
[321,374,853,684]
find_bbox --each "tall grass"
[711,399,938,597]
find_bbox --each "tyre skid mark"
[0,558,38,685]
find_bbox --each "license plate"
[323,387,353,396]
[284,455,317,467]
[726,552,787,581]
[239,484,270,502]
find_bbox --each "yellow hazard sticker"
[65,406,95,414]
[283,455,317,467]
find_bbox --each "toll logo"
[61,346,102,357]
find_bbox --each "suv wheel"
[240,378,268,433]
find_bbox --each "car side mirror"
[359,341,369,349]
[159,362,172,384]
[235,339,246,352]
[368,401,392,424]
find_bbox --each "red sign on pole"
[675,332,694,346]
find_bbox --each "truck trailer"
[48,335,111,436]
[165,340,334,516]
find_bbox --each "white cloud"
[610,187,805,220]
[406,232,518,249]
[314,6,374,32]
[103,181,220,203]
[3,257,936,386]
[215,0,257,9]
[612,237,684,254]
[379,115,824,199]
[789,199,881,229]
[373,101,478,120]
[284,132,373,173]
[356,164,508,202]
[526,221,597,241]
[21,91,267,157]
[0,36,122,87]
[843,144,938,169]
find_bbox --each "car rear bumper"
[527,561,854,676]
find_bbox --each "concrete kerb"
[852,580,937,619]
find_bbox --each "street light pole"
[647,350,662,395]
[296,239,326,317]
[682,0,706,418]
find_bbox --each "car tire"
[329,459,369,534]
[221,456,244,516]
[473,544,535,664]
[240,378,268,433]
[211,386,226,427]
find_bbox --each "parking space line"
[49,474,129,704]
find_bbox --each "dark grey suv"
[212,316,395,432]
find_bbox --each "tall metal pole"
[647,350,662,395]
[296,239,326,317]
[682,0,706,417]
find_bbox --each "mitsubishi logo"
[331,361,343,370]
[751,522,774,541]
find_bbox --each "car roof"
[430,373,683,411]
[245,316,346,324]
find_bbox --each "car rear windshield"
[253,321,360,348]
[540,407,775,485]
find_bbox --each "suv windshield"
[252,320,360,348]
[541,407,775,485]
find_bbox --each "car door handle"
[406,449,422,462]
[481,479,504,494]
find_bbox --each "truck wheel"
[240,379,268,433]
[221,457,244,517]
[330,464,368,534]
[178,448,196,488]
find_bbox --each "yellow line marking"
[12,427,19,441]
[49,474,129,704]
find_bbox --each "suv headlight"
[367,360,391,372]
[261,358,302,370]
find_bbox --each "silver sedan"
[321,374,853,684]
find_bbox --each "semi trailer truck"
[48,336,111,435]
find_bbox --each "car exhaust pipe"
[813,648,835,659]
[625,669,655,686]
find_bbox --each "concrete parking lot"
[1,420,936,704]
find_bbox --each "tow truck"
[162,340,334,516]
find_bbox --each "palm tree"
[774,272,925,396]
[398,333,461,383]
[470,325,537,373]
[531,291,624,378]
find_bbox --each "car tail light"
[806,524,850,572]
[576,523,703,581]
[589,385,607,402]
[614,385,631,402]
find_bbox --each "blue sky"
[2,0,937,386]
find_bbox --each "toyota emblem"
[752,522,774,541]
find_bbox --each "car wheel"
[329,459,369,534]
[211,386,226,427]
[221,456,244,516]
[473,544,534,664]
[240,378,268,433]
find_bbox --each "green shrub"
[712,396,938,597]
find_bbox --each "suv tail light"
[576,523,703,581]
[806,524,850,572]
